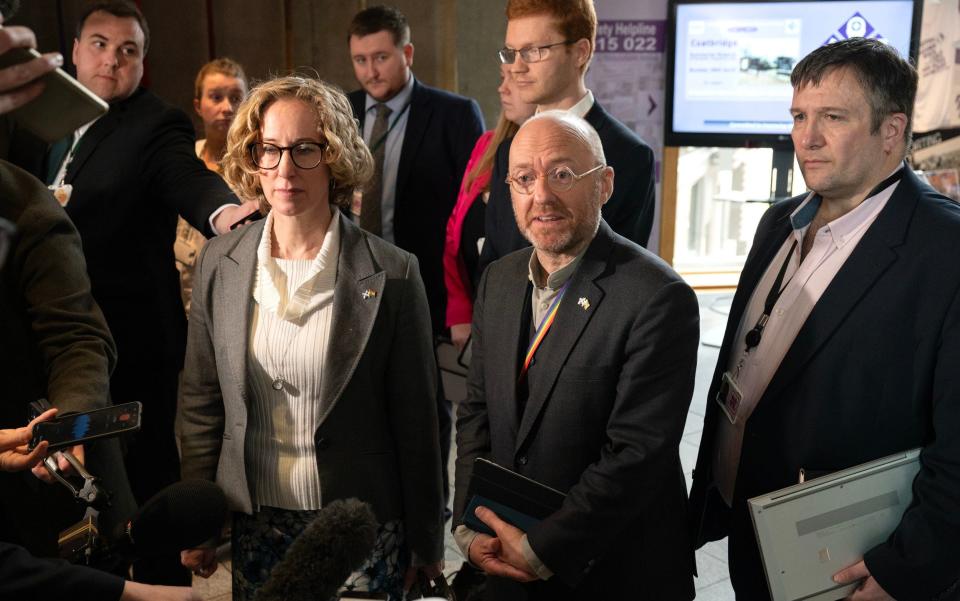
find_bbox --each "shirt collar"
[527,246,588,289]
[535,90,595,119]
[789,163,903,247]
[365,73,415,114]
[254,209,341,321]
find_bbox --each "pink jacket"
[444,130,494,327]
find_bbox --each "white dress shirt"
[714,166,902,505]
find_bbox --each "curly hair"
[222,75,373,212]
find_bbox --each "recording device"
[60,479,228,569]
[29,401,142,451]
[254,498,379,601]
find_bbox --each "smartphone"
[30,401,142,451]
[0,47,108,142]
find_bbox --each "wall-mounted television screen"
[665,0,920,148]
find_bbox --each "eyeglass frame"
[249,141,328,170]
[498,40,576,64]
[505,163,606,195]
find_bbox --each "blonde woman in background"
[175,58,248,314]
[443,66,535,349]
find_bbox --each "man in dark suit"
[346,5,484,333]
[346,5,484,510]
[8,0,255,584]
[689,38,960,601]
[453,111,699,600]
[479,0,656,274]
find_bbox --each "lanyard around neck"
[519,279,571,381]
[743,166,905,353]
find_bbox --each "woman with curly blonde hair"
[178,75,444,601]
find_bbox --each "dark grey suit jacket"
[179,212,444,563]
[689,168,960,600]
[454,220,699,599]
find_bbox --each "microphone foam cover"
[129,479,228,554]
[255,498,379,601]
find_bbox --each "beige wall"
[15,0,506,135]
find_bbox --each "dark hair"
[76,1,150,55]
[347,5,410,47]
[791,38,917,150]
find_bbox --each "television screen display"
[665,0,919,147]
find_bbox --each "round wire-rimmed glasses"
[505,164,605,195]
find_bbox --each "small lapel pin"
[577,297,590,310]
[362,289,377,300]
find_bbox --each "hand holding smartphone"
[29,401,142,451]
[0,44,107,141]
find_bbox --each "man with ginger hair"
[479,0,657,274]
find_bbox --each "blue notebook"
[462,458,566,536]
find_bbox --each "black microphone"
[255,498,379,601]
[0,0,20,20]
[110,479,228,559]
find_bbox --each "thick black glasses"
[250,142,326,170]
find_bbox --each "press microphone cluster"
[61,479,228,572]
[255,498,378,601]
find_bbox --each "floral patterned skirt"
[231,506,408,601]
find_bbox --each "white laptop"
[748,448,921,601]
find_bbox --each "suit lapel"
[718,205,796,372]
[318,215,385,421]
[514,223,612,452]
[222,220,264,405]
[65,91,142,183]
[760,172,918,405]
[584,101,610,136]
[489,253,532,440]
[395,80,431,206]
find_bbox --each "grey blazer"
[179,211,444,563]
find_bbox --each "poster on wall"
[586,0,667,252]
[914,0,960,133]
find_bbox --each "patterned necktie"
[361,103,392,237]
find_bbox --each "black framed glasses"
[505,164,605,195]
[250,142,327,170]
[498,40,575,64]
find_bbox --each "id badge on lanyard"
[716,370,744,424]
[48,183,73,207]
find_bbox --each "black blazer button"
[316,437,329,450]
[518,455,528,466]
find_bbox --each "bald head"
[515,110,606,165]
[508,109,613,268]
